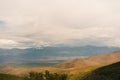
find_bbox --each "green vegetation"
[0,71,68,80]
[0,73,21,80]
[0,62,120,80]
[23,71,68,80]
[79,62,120,80]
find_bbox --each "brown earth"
[56,51,120,69]
[1,51,120,75]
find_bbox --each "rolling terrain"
[0,62,119,80]
[56,51,120,68]
[79,62,120,80]
[0,50,119,75]
[0,51,120,80]
[0,46,120,67]
[0,73,21,80]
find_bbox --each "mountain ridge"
[79,62,120,80]
[56,51,120,68]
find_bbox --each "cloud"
[0,21,7,28]
[0,39,19,48]
[0,0,120,48]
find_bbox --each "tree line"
[23,70,68,80]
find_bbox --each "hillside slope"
[79,62,120,80]
[56,51,120,68]
[0,73,21,80]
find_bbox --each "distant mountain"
[79,62,120,80]
[56,51,120,68]
[0,46,120,66]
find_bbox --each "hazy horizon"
[0,1,120,79]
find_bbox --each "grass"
[79,62,120,80]
[0,73,21,80]
[0,65,98,80]
[0,62,119,80]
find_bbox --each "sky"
[0,0,120,48]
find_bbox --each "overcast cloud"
[0,0,120,48]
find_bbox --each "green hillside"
[79,62,120,80]
[0,73,21,80]
[0,62,119,80]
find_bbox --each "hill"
[0,62,119,80]
[0,46,120,67]
[79,62,120,80]
[56,51,120,68]
[0,73,21,80]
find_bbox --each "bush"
[23,70,68,80]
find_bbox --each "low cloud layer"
[0,0,120,48]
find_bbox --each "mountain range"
[0,48,120,80]
[0,46,120,66]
